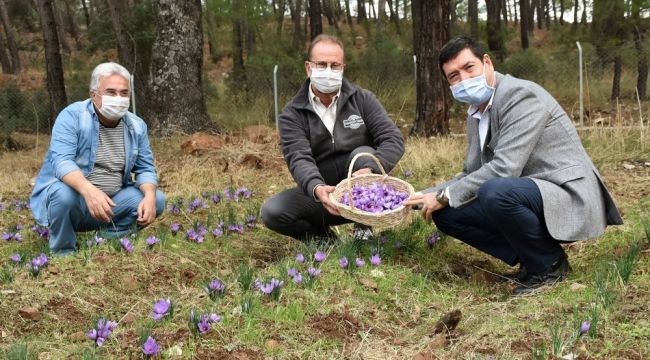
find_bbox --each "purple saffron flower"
[580,321,591,335]
[293,273,303,284]
[339,257,349,269]
[209,313,221,323]
[142,336,160,356]
[287,267,298,277]
[198,321,211,334]
[167,203,180,215]
[86,329,97,340]
[88,318,116,346]
[228,224,245,233]
[10,253,21,263]
[355,258,365,267]
[2,232,12,241]
[145,236,160,247]
[427,232,441,248]
[204,279,225,300]
[170,223,181,235]
[314,251,326,263]
[151,299,171,321]
[404,170,413,177]
[307,267,321,277]
[211,194,221,204]
[295,253,305,263]
[15,224,23,231]
[370,254,381,266]
[246,215,257,228]
[120,237,133,253]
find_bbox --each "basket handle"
[345,152,388,210]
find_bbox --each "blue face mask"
[449,66,495,105]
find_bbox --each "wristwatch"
[436,190,449,207]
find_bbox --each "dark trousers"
[261,146,378,241]
[432,177,565,274]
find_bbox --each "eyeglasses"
[308,61,345,72]
[96,89,130,97]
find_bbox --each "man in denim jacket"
[30,62,165,255]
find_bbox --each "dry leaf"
[358,277,378,291]
[432,309,462,334]
[19,307,41,321]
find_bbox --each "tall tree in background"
[592,0,626,101]
[573,0,578,26]
[308,0,322,39]
[288,0,304,48]
[149,0,214,135]
[51,1,70,53]
[322,0,340,33]
[0,31,11,73]
[80,0,91,28]
[0,0,21,73]
[36,0,67,119]
[411,0,450,136]
[387,0,401,34]
[468,0,478,39]
[486,0,504,61]
[343,0,353,29]
[632,0,647,99]
[357,0,367,23]
[520,0,529,49]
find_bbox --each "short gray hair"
[89,62,131,91]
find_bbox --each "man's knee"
[260,198,282,229]
[48,182,80,210]
[155,190,166,217]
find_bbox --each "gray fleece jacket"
[278,78,405,197]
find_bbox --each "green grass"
[1,130,649,359]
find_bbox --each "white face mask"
[310,66,343,94]
[97,95,130,121]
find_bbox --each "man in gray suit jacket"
[404,36,623,296]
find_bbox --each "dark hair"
[307,34,345,61]
[439,36,486,74]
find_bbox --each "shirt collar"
[308,84,340,107]
[467,90,496,120]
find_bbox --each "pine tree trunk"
[387,0,401,34]
[611,55,622,101]
[51,0,70,53]
[289,0,304,49]
[0,0,21,73]
[323,0,340,32]
[206,9,221,62]
[344,0,353,28]
[528,0,536,32]
[573,0,578,25]
[36,0,68,119]
[513,0,518,25]
[486,0,504,61]
[62,0,80,48]
[633,0,647,99]
[308,0,322,40]
[149,0,214,135]
[468,0,478,41]
[410,0,450,136]
[520,0,529,49]
[0,35,11,73]
[559,0,564,24]
[80,0,91,28]
[501,0,508,24]
[357,0,366,23]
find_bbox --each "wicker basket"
[329,152,415,232]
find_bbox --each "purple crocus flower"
[10,253,21,263]
[287,267,298,277]
[211,194,221,204]
[228,224,245,233]
[167,203,180,215]
[370,254,381,266]
[246,215,257,228]
[314,251,326,263]
[142,336,160,356]
[580,321,591,335]
[204,279,225,298]
[2,232,12,241]
[198,321,211,334]
[293,273,303,284]
[260,278,284,295]
[339,257,349,269]
[88,318,117,347]
[209,313,221,323]
[151,299,171,320]
[87,329,97,341]
[170,223,181,235]
[120,237,133,253]
[427,232,441,247]
[307,267,321,277]
[295,253,305,263]
[404,170,413,177]
[145,236,160,247]
[355,258,365,267]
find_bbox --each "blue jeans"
[45,182,165,255]
[432,177,565,274]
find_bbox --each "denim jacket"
[30,99,158,226]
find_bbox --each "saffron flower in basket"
[339,183,409,213]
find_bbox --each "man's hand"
[137,184,157,226]
[351,167,372,177]
[81,185,116,222]
[403,192,445,220]
[314,185,340,216]
[137,194,157,226]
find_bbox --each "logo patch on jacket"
[343,115,364,129]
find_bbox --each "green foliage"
[0,84,50,134]
[499,49,548,85]
[4,342,32,360]
[614,241,640,284]
[0,265,15,284]
[347,32,413,90]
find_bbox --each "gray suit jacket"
[427,72,623,241]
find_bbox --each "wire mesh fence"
[1,38,647,145]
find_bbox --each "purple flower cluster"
[87,318,117,347]
[204,279,226,301]
[166,203,181,215]
[2,231,22,241]
[145,236,160,248]
[120,237,134,253]
[370,254,381,266]
[355,258,365,267]
[314,251,326,263]
[339,257,349,269]
[170,223,181,235]
[10,200,29,212]
[307,267,321,277]
[27,253,48,275]
[30,225,49,239]
[10,253,21,263]
[190,310,221,335]
[142,336,160,356]
[287,267,303,284]
[151,299,172,321]
[259,278,284,299]
[186,224,208,243]
[427,232,441,248]
[223,187,253,202]
[246,215,257,228]
[404,170,414,177]
[187,197,207,214]
[295,253,305,263]
[339,183,409,213]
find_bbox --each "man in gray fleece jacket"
[261,34,405,241]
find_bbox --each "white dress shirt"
[308,85,340,135]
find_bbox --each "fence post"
[576,41,583,127]
[130,74,137,116]
[273,64,279,130]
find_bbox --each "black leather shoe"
[512,254,571,296]
[497,265,529,283]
